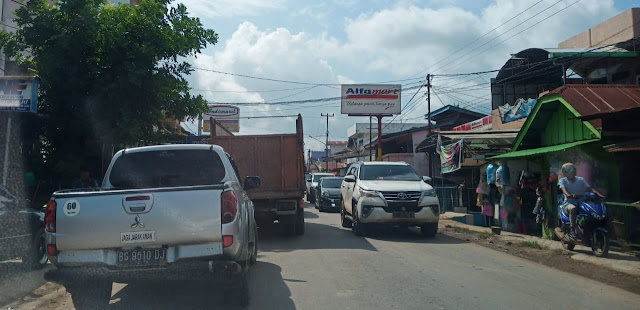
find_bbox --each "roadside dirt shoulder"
[440,223,640,295]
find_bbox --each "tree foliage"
[0,0,217,174]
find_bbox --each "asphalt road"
[3,203,640,310]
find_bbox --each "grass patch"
[448,225,494,237]
[552,248,565,255]
[518,241,549,250]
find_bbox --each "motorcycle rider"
[558,163,604,239]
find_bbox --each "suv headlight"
[321,190,329,197]
[423,189,437,197]
[359,188,381,198]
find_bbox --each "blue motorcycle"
[555,192,610,257]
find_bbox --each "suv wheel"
[352,209,367,237]
[421,223,438,237]
[341,200,352,228]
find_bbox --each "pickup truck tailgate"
[54,186,224,251]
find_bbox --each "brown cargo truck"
[212,115,305,236]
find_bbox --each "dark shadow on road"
[0,261,51,306]
[258,221,377,252]
[109,262,295,310]
[303,211,318,219]
[364,227,468,245]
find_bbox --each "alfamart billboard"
[340,84,401,115]
[203,105,240,133]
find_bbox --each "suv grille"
[381,191,422,202]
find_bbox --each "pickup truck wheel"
[67,281,112,310]
[22,228,47,270]
[295,209,305,236]
[340,202,352,228]
[421,223,438,237]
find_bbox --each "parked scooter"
[554,192,609,257]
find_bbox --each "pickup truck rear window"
[109,150,226,189]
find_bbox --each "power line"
[408,0,546,78]
[442,0,583,74]
[211,84,423,106]
[192,66,424,86]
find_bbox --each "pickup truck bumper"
[45,260,245,285]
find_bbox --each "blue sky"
[176,0,638,150]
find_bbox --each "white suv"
[340,161,440,237]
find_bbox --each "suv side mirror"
[344,175,356,183]
[244,176,261,190]
[422,176,432,183]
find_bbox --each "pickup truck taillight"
[44,200,56,233]
[221,191,237,224]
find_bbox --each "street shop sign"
[203,105,239,133]
[341,84,401,115]
[0,76,39,113]
[452,115,492,131]
[440,139,464,174]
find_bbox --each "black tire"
[283,216,297,236]
[250,225,258,265]
[223,276,250,307]
[591,230,609,257]
[562,241,575,251]
[352,209,367,237]
[421,223,438,237]
[67,281,112,310]
[295,209,305,236]
[22,228,47,270]
[341,201,352,228]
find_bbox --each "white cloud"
[175,0,286,18]
[185,0,622,145]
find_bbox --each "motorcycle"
[554,192,610,257]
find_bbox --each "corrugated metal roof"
[549,85,640,121]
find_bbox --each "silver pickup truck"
[44,145,259,309]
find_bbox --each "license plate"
[331,203,336,207]
[117,248,167,266]
[393,212,415,218]
[121,231,156,244]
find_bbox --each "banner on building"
[340,84,401,115]
[499,98,536,124]
[440,139,464,174]
[0,77,39,113]
[452,115,492,131]
[203,105,240,133]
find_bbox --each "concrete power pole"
[426,74,433,178]
[321,113,334,172]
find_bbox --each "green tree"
[0,0,217,175]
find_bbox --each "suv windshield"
[359,165,421,181]
[322,178,343,188]
[109,150,226,189]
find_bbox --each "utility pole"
[307,149,311,172]
[321,113,334,171]
[426,74,433,178]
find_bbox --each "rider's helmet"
[561,163,576,178]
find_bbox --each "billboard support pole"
[2,115,11,186]
[376,115,383,161]
[209,117,215,144]
[369,116,372,161]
